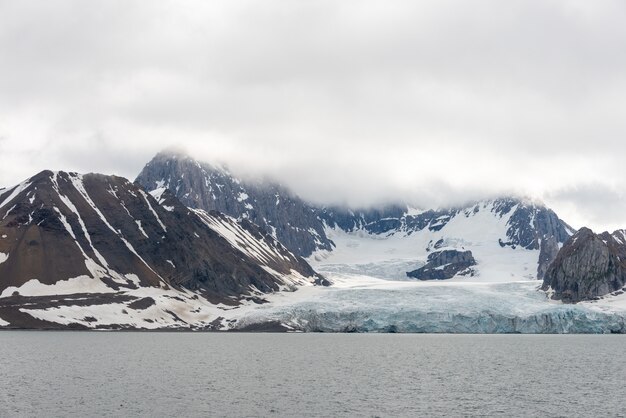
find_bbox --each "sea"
[1,332,625,417]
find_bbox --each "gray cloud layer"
[1,1,626,231]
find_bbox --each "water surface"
[1,332,625,417]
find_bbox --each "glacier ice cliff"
[233,276,626,333]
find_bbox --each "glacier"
[233,273,626,333]
[229,216,626,333]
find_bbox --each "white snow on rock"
[195,210,285,264]
[0,252,8,265]
[0,276,115,298]
[0,179,31,210]
[18,285,238,330]
[138,189,167,232]
[149,187,168,204]
[135,220,149,239]
[310,201,537,282]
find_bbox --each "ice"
[236,201,626,333]
[232,273,626,333]
[317,259,423,280]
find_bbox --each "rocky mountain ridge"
[542,227,626,302]
[0,170,324,329]
[137,151,575,281]
[136,152,335,257]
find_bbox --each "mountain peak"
[136,152,335,257]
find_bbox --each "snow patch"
[135,220,149,239]
[1,276,115,298]
[0,252,8,264]
[149,187,168,204]
[0,179,32,210]
[138,189,167,232]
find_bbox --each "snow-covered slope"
[0,171,324,330]
[312,199,574,282]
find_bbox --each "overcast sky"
[1,1,626,231]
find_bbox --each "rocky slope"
[136,151,334,257]
[0,170,324,329]
[407,249,476,280]
[542,228,626,302]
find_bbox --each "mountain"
[0,170,323,329]
[406,249,477,280]
[136,151,334,257]
[137,152,574,282]
[542,228,626,302]
[316,198,575,282]
[320,197,571,251]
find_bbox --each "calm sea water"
[1,332,625,417]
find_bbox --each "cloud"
[545,183,626,232]
[1,0,626,230]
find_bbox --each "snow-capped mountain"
[136,151,334,257]
[0,156,621,332]
[543,227,626,302]
[0,170,324,329]
[138,151,574,283]
[314,198,574,283]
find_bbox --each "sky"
[1,1,626,231]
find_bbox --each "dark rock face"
[136,152,334,257]
[406,250,476,280]
[497,198,572,250]
[537,236,560,281]
[318,205,407,234]
[542,228,626,302]
[0,170,323,303]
